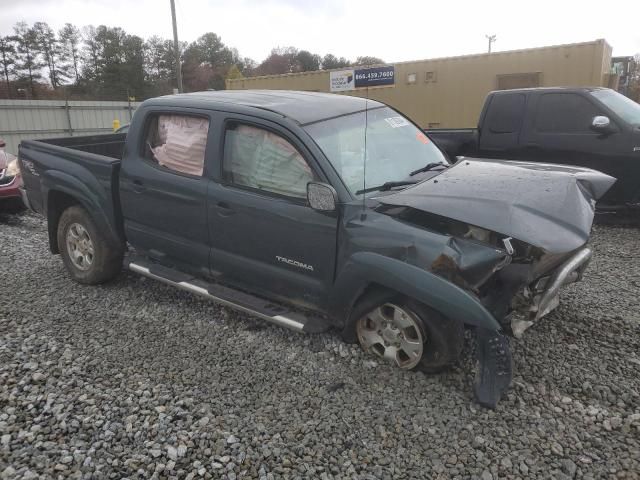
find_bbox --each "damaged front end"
[376,158,616,335]
[371,159,615,407]
[375,204,594,336]
[373,205,596,407]
[508,247,592,337]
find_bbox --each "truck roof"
[489,86,609,95]
[148,90,385,125]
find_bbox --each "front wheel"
[353,293,464,373]
[57,205,123,284]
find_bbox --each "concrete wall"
[228,39,613,128]
[0,100,141,155]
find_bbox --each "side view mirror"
[307,182,337,211]
[591,115,614,133]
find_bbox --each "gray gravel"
[1,211,639,479]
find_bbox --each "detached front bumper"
[512,247,593,337]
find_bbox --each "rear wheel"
[351,291,464,373]
[57,206,123,284]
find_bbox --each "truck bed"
[426,128,478,158]
[18,133,126,248]
[40,133,126,160]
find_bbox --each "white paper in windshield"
[384,116,410,128]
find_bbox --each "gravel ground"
[1,212,639,480]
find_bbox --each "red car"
[0,139,24,211]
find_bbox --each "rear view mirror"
[591,115,613,133]
[307,182,337,211]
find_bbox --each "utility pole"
[170,0,183,93]
[486,34,497,54]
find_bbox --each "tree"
[238,56,257,74]
[255,47,299,75]
[226,64,244,81]
[13,22,44,95]
[81,25,101,83]
[181,33,236,91]
[145,35,170,80]
[33,22,65,87]
[190,32,233,68]
[294,50,321,72]
[1,20,360,98]
[321,53,350,70]
[0,36,16,91]
[59,23,82,84]
[121,34,146,97]
[228,47,255,75]
[354,56,384,66]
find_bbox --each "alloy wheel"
[356,303,424,369]
[66,223,94,271]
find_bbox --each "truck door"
[519,92,618,170]
[207,116,338,309]
[119,109,215,277]
[477,92,527,158]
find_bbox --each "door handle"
[131,179,146,193]
[216,201,235,217]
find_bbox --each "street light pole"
[170,0,183,93]
[486,34,497,54]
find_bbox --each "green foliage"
[59,23,81,83]
[13,21,45,93]
[226,64,244,81]
[321,54,351,70]
[0,20,375,99]
[295,50,321,72]
[0,36,16,87]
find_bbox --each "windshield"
[304,106,448,196]
[590,89,640,126]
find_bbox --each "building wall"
[0,100,140,155]
[228,39,613,128]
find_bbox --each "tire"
[57,205,123,284]
[346,289,464,373]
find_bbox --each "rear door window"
[223,123,317,199]
[485,93,526,134]
[144,114,209,176]
[535,93,599,133]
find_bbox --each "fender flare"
[42,170,122,253]
[329,252,501,331]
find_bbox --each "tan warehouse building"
[227,39,615,128]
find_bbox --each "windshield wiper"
[356,180,418,195]
[409,162,448,176]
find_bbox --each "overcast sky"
[1,0,638,63]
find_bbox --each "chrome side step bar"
[127,260,328,333]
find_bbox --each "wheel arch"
[330,252,501,334]
[43,174,122,254]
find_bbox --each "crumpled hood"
[377,158,616,253]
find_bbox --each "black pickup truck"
[18,90,615,407]
[428,87,640,213]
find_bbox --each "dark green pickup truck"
[18,90,615,407]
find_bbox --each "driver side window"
[223,123,317,198]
